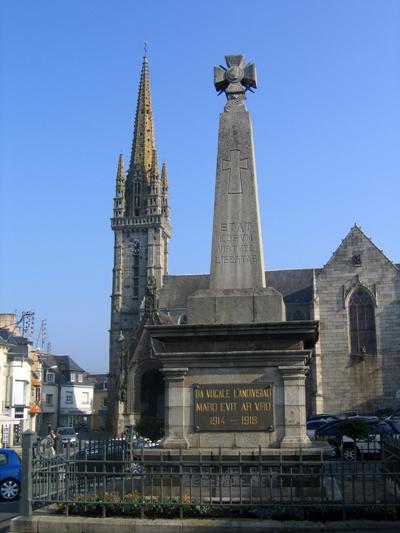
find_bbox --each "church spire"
[161,161,169,216]
[128,52,156,183]
[113,153,126,219]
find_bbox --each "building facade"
[40,354,94,433]
[108,56,400,435]
[0,314,42,444]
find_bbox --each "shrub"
[339,419,370,441]
[134,416,165,442]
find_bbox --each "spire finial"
[144,40,148,58]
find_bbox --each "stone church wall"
[316,227,400,414]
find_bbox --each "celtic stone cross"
[214,55,257,100]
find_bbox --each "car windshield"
[307,420,327,429]
[58,428,75,435]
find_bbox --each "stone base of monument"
[148,321,319,450]
[187,288,285,324]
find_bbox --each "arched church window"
[348,287,377,355]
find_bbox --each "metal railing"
[19,431,400,521]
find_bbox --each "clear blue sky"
[1,1,399,372]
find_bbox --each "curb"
[10,515,400,533]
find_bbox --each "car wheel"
[343,446,357,462]
[0,478,20,501]
[130,462,144,475]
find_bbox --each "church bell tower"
[108,51,171,434]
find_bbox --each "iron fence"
[19,431,400,521]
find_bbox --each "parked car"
[307,419,331,440]
[339,410,359,419]
[386,409,400,420]
[384,418,400,434]
[56,427,78,445]
[0,449,21,501]
[315,418,400,460]
[307,414,339,423]
[73,438,145,474]
[373,408,393,419]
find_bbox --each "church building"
[108,54,400,435]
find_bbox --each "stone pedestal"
[279,365,311,448]
[148,321,318,449]
[188,287,284,324]
[161,367,189,449]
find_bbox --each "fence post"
[20,429,36,517]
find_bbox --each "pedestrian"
[53,429,60,452]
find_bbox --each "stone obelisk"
[188,55,284,324]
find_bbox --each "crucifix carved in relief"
[222,150,248,194]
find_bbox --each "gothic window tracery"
[348,287,377,355]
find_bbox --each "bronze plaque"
[193,383,274,432]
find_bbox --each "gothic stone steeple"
[125,53,157,217]
[109,52,171,434]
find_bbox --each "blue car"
[0,449,21,501]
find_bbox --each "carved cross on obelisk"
[222,150,248,194]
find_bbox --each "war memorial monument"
[148,55,319,449]
[109,54,319,450]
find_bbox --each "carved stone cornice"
[161,367,188,384]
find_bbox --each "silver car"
[56,427,78,445]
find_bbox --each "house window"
[13,381,25,406]
[348,287,377,355]
[45,394,53,406]
[102,398,108,408]
[78,373,83,383]
[103,380,108,390]
[14,407,24,419]
[65,391,73,404]
[82,392,89,405]
[70,372,76,382]
[46,372,55,383]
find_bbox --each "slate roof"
[0,328,30,351]
[40,353,92,385]
[159,268,318,310]
[267,269,319,304]
[159,274,209,309]
[87,373,108,390]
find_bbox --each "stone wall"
[316,226,400,413]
